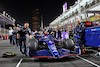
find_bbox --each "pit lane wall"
[0,28,9,40]
[85,26,100,47]
[0,28,9,34]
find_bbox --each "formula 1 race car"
[25,34,81,59]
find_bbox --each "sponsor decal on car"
[50,44,58,52]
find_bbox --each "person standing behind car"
[47,25,54,35]
[26,22,32,42]
[9,27,13,46]
[57,25,62,41]
[53,28,57,38]
[16,26,20,46]
[26,23,31,34]
[43,27,48,34]
[12,27,17,45]
[74,19,85,48]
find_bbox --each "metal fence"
[0,28,9,35]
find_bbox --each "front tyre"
[29,39,38,52]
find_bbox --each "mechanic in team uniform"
[12,27,17,45]
[47,25,54,35]
[69,30,74,40]
[53,28,57,38]
[16,26,20,46]
[43,27,48,34]
[57,25,62,41]
[74,19,85,48]
[17,23,31,55]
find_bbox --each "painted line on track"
[16,59,23,67]
[76,55,100,67]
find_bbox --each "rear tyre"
[57,41,63,49]
[63,39,75,50]
[29,39,38,52]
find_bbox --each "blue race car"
[26,34,81,59]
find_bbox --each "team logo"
[49,41,53,44]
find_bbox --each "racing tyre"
[29,39,38,52]
[63,39,75,50]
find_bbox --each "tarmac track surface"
[0,40,100,67]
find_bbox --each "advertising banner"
[89,15,100,22]
[63,2,67,12]
[56,32,69,40]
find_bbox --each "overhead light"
[75,1,78,4]
[3,11,6,16]
[6,13,8,16]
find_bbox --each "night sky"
[0,0,76,27]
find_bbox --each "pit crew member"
[17,23,31,55]
[74,19,85,48]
